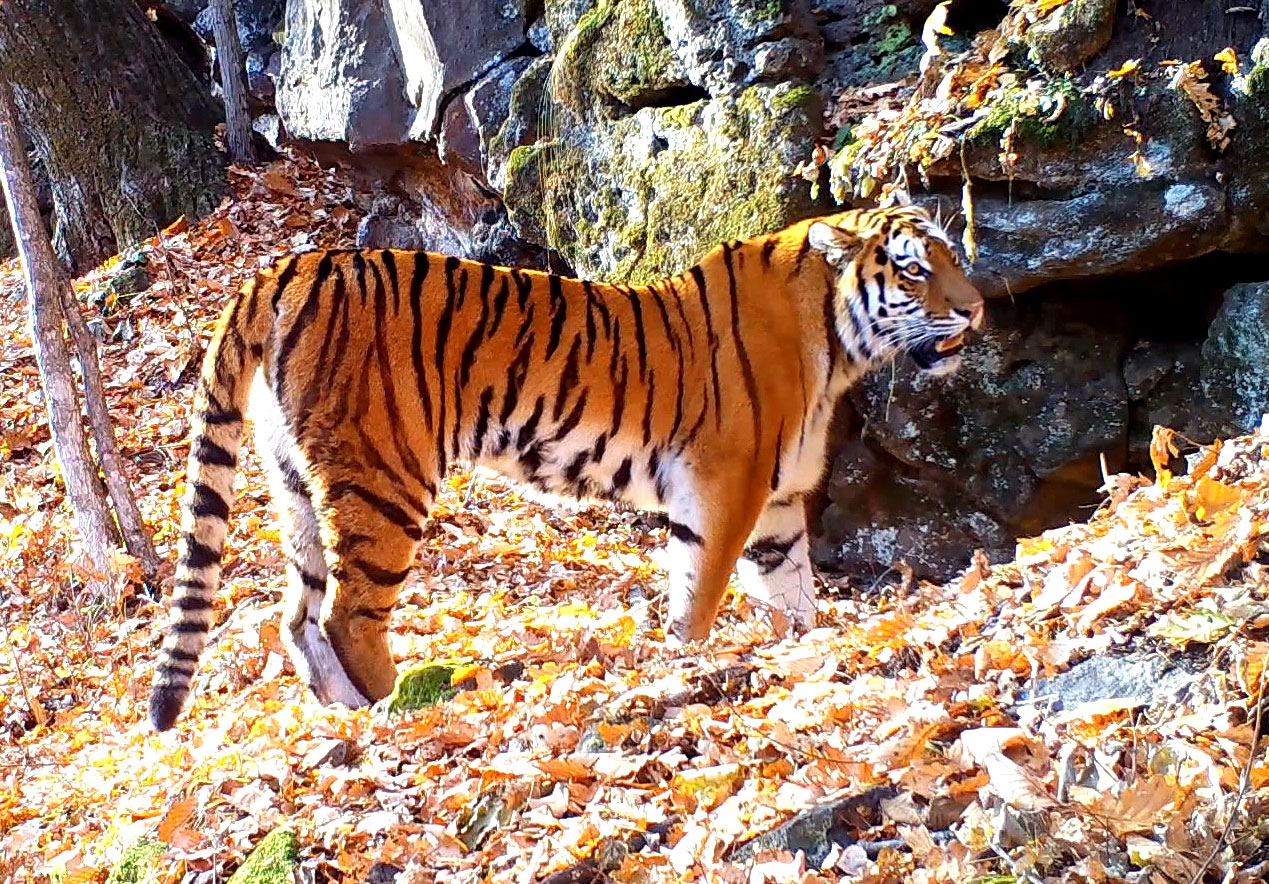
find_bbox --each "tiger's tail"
[148,259,290,731]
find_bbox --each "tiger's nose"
[956,303,985,329]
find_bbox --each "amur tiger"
[149,205,984,730]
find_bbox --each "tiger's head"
[808,206,984,377]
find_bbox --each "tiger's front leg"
[735,493,817,634]
[663,471,767,643]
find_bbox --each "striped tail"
[149,261,287,730]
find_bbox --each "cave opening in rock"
[616,83,712,113]
[811,247,1269,585]
[945,0,1009,37]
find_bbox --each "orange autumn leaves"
[2,154,1269,882]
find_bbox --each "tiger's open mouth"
[910,333,966,371]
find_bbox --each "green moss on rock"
[226,829,299,884]
[551,0,688,112]
[106,837,165,884]
[1246,64,1269,97]
[967,79,1092,146]
[505,81,822,283]
[387,664,458,714]
[830,3,921,87]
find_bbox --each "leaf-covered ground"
[2,156,1269,884]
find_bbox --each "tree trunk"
[208,0,256,165]
[58,281,160,580]
[0,0,225,272]
[0,78,116,590]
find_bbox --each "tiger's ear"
[807,222,862,269]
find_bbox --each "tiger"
[148,204,984,731]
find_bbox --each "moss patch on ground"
[105,837,165,884]
[387,664,459,714]
[226,829,300,884]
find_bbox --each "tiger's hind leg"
[735,493,817,634]
[276,478,371,707]
[315,481,427,703]
[256,412,370,707]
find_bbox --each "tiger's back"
[149,206,983,730]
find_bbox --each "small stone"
[365,862,403,884]
[301,737,351,768]
[527,16,552,52]
[108,260,151,297]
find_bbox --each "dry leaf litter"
[0,155,1267,884]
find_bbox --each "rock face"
[816,0,933,92]
[1202,282,1269,433]
[191,0,284,104]
[652,0,824,95]
[382,0,525,139]
[819,294,1132,576]
[499,0,825,282]
[276,0,530,147]
[277,0,414,147]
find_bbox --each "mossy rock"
[505,82,823,282]
[226,829,299,884]
[551,0,689,113]
[967,79,1093,147]
[108,256,152,298]
[387,663,458,714]
[1248,39,1269,97]
[1244,63,1269,98]
[1021,0,1116,73]
[105,837,165,884]
[487,57,554,191]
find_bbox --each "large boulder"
[1201,282,1269,432]
[938,83,1234,299]
[276,0,413,147]
[1020,0,1117,73]
[382,0,526,139]
[277,0,530,147]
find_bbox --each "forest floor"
[2,156,1269,884]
